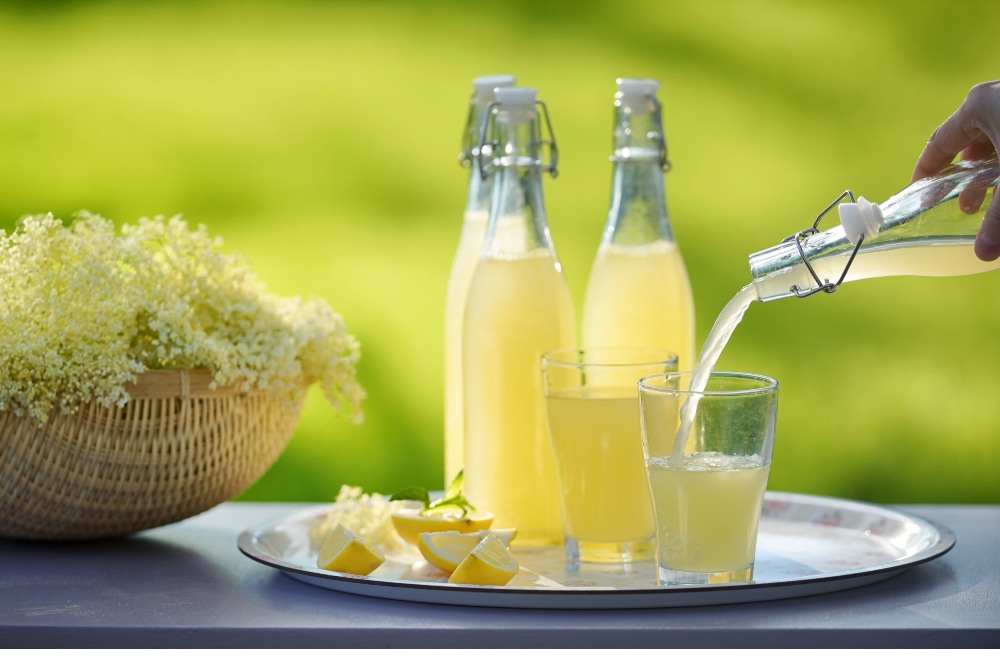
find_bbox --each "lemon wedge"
[391,508,494,546]
[447,534,519,586]
[417,528,517,573]
[316,524,385,576]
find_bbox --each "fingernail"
[975,230,1000,261]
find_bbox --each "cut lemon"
[316,524,385,576]
[391,508,493,546]
[447,534,519,586]
[417,529,517,573]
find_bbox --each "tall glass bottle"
[445,75,515,484]
[749,157,1000,301]
[463,87,575,545]
[582,79,695,369]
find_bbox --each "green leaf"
[444,468,464,499]
[428,469,475,515]
[393,470,475,517]
[424,497,474,517]
[389,486,430,507]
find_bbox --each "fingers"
[912,82,1000,262]
[959,181,987,214]
[912,83,1000,182]
[913,110,984,182]
[919,175,960,210]
[975,185,1000,261]
[961,134,997,162]
[958,159,997,214]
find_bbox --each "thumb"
[974,186,1000,261]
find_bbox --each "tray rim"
[237,491,955,603]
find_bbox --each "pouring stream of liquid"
[670,283,758,466]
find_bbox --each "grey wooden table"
[0,502,997,648]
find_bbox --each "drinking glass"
[638,372,778,584]
[541,348,678,563]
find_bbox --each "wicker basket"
[0,369,304,540]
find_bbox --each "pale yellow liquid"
[846,239,1000,279]
[545,387,654,543]
[756,240,1000,301]
[463,249,576,545]
[444,210,489,483]
[647,453,770,574]
[583,240,695,370]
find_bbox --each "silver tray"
[237,491,954,609]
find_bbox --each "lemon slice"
[391,508,494,546]
[447,534,519,586]
[417,529,518,573]
[316,524,385,576]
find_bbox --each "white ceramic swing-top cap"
[494,86,537,108]
[617,78,660,98]
[838,196,884,245]
[616,78,659,114]
[473,75,516,100]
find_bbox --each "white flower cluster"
[0,212,364,422]
[311,485,410,556]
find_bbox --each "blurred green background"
[1,0,998,504]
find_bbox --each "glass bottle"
[445,75,515,484]
[581,79,696,369]
[463,87,575,545]
[749,157,1000,302]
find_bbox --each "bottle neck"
[603,105,673,246]
[465,156,493,215]
[464,102,494,214]
[482,111,553,257]
[748,156,1000,301]
[604,161,672,245]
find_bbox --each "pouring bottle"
[749,157,1000,302]
[581,78,695,368]
[462,87,574,545]
[445,74,515,485]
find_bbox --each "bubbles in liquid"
[648,452,765,472]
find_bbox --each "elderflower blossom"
[310,485,410,556]
[0,212,364,423]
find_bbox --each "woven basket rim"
[124,368,263,399]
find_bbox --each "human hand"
[912,81,1000,261]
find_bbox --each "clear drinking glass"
[542,348,678,563]
[638,372,778,584]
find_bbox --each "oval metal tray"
[237,491,954,609]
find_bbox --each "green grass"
[1,0,998,503]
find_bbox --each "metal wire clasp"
[476,101,559,181]
[782,190,865,298]
[607,98,671,172]
[458,103,477,168]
